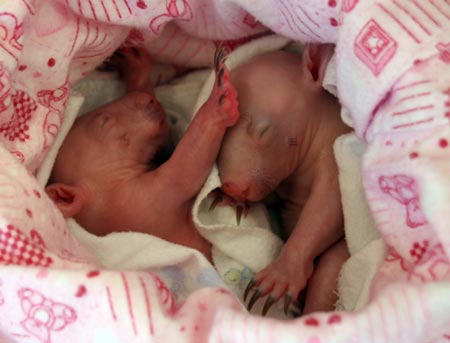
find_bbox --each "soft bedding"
[0,1,449,342]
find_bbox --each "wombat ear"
[45,183,87,218]
[302,43,335,88]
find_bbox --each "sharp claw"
[214,45,222,71]
[113,50,126,58]
[289,309,301,317]
[284,294,292,316]
[219,93,226,105]
[288,301,303,317]
[209,194,222,212]
[214,47,219,69]
[214,44,227,73]
[262,296,276,316]
[131,47,141,57]
[217,67,224,87]
[292,300,301,310]
[97,64,114,72]
[294,292,306,315]
[244,279,255,302]
[236,205,243,225]
[247,289,262,312]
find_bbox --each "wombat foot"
[205,46,240,127]
[243,247,313,317]
[101,47,153,92]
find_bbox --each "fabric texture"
[0,1,448,342]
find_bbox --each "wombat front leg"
[158,46,240,200]
[244,164,347,316]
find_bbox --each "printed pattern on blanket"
[0,1,449,342]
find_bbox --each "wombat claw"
[214,45,229,87]
[244,278,256,301]
[243,278,262,312]
[235,202,250,225]
[247,289,262,312]
[214,45,227,71]
[284,294,292,315]
[236,204,244,225]
[113,50,126,58]
[244,279,300,316]
[262,296,276,316]
[208,190,249,225]
[209,194,222,212]
[98,47,139,71]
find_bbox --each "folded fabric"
[0,1,449,342]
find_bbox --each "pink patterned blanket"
[0,1,449,342]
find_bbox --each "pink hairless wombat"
[46,47,239,264]
[215,44,351,315]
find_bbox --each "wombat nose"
[221,182,249,201]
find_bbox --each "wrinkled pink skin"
[217,46,351,314]
[47,47,239,263]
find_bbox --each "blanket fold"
[0,0,449,342]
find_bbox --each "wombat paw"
[101,47,153,91]
[211,45,240,126]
